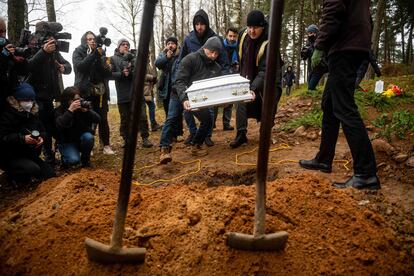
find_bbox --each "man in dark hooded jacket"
[300,0,380,190]
[0,83,55,184]
[230,10,282,148]
[176,9,230,147]
[72,31,114,155]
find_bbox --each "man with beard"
[176,9,229,147]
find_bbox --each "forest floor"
[0,76,414,275]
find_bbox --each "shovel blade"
[227,231,288,251]
[85,238,146,264]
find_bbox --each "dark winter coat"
[283,70,296,87]
[27,49,71,102]
[174,48,222,103]
[315,0,372,56]
[301,37,328,74]
[55,106,100,144]
[175,9,229,79]
[155,50,179,100]
[0,96,44,165]
[0,54,28,109]
[110,50,133,104]
[72,32,112,100]
[238,25,282,120]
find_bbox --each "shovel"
[227,0,288,251]
[84,0,158,263]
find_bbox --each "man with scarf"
[176,9,230,147]
[213,27,239,131]
[230,10,282,148]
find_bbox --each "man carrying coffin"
[159,37,223,163]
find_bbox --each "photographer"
[0,17,29,109]
[55,87,100,168]
[109,38,153,148]
[0,83,55,184]
[72,31,114,155]
[26,21,72,166]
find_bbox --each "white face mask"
[20,101,34,112]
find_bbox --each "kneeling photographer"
[72,30,114,155]
[26,21,72,166]
[55,86,100,168]
[0,83,55,185]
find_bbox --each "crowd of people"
[0,0,381,190]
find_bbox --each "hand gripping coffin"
[186,74,253,111]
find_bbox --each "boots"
[142,138,153,148]
[191,144,208,157]
[160,147,172,164]
[230,131,248,148]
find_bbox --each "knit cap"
[247,10,265,27]
[14,83,36,100]
[203,37,223,53]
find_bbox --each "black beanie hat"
[166,36,178,45]
[247,10,265,27]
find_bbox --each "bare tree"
[46,0,56,21]
[7,0,26,44]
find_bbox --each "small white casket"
[186,74,253,111]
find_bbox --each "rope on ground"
[132,159,202,186]
[236,143,350,170]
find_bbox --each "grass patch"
[372,110,414,141]
[280,108,323,131]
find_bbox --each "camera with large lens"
[30,130,40,140]
[79,98,92,109]
[16,21,72,57]
[121,49,136,71]
[96,27,111,48]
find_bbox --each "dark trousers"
[213,104,232,128]
[37,101,56,158]
[118,102,149,141]
[92,97,110,146]
[2,156,55,183]
[285,85,292,96]
[308,71,324,90]
[316,51,377,175]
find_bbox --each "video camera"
[79,98,92,109]
[121,49,136,70]
[96,27,111,48]
[17,21,72,57]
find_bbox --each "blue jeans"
[58,132,94,166]
[145,99,157,126]
[308,71,324,90]
[160,96,212,147]
[184,108,215,137]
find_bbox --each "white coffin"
[186,74,253,110]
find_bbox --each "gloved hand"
[311,49,323,69]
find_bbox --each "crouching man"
[0,83,55,184]
[159,37,223,163]
[55,86,100,168]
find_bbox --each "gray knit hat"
[203,36,222,53]
[117,38,130,49]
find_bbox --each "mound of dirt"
[1,169,413,275]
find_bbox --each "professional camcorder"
[96,27,111,48]
[17,21,72,57]
[121,49,137,70]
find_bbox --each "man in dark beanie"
[299,0,380,190]
[159,37,222,163]
[176,9,230,147]
[230,10,282,148]
[0,83,55,185]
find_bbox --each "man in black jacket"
[230,10,282,148]
[55,86,100,168]
[299,0,380,190]
[0,83,55,184]
[110,38,153,148]
[159,37,222,164]
[72,31,114,155]
[27,22,72,165]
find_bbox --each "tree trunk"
[368,0,385,78]
[7,0,26,45]
[234,0,242,29]
[401,18,406,63]
[171,0,177,37]
[221,0,228,33]
[407,22,414,65]
[150,34,157,75]
[46,0,57,22]
[295,0,305,87]
[213,0,219,33]
[159,0,165,46]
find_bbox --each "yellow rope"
[236,143,351,171]
[132,159,202,186]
